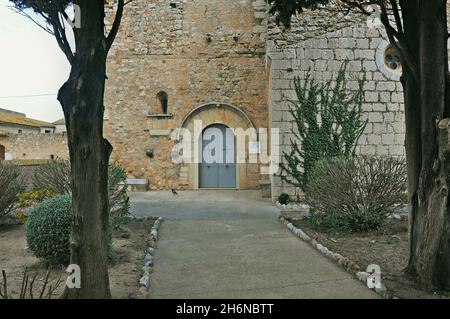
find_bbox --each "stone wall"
[103,0,269,190]
[268,10,406,199]
[0,124,41,135]
[0,133,68,161]
[268,3,366,47]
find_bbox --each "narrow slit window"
[157,91,169,114]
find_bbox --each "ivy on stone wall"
[278,62,367,191]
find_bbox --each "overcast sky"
[0,0,70,122]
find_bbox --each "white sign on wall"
[249,141,260,155]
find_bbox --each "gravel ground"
[0,218,155,299]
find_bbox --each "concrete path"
[130,190,377,299]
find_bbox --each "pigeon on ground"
[171,188,178,195]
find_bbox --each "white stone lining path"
[279,215,392,298]
[138,217,163,292]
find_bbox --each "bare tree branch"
[336,0,418,80]
[379,2,419,80]
[9,1,75,64]
[105,0,125,52]
[9,7,54,35]
[389,0,403,34]
[46,2,75,64]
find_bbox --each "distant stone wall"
[0,123,41,135]
[0,133,68,161]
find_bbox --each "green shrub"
[108,164,130,229]
[278,62,367,192]
[0,162,26,223]
[25,195,72,265]
[305,156,407,233]
[32,159,130,229]
[25,195,113,265]
[17,189,56,209]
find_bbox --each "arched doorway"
[178,102,257,190]
[199,124,236,188]
[0,145,5,161]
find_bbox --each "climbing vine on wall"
[278,62,368,192]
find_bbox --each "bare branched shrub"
[32,159,71,194]
[32,159,130,229]
[306,156,407,232]
[0,269,62,299]
[0,162,26,222]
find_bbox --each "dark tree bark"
[58,0,125,299]
[407,0,450,289]
[58,3,112,297]
[373,0,450,291]
[398,0,422,277]
[10,0,125,298]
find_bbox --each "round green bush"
[25,195,72,265]
[25,195,113,265]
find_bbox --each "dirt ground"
[0,218,155,299]
[290,216,450,299]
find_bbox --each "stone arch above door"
[177,102,257,190]
[179,102,255,135]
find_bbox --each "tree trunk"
[58,0,112,299]
[399,0,421,277]
[407,0,450,290]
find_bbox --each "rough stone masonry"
[103,0,269,191]
[267,6,407,199]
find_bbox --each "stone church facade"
[103,0,270,190]
[103,0,408,196]
[2,1,415,197]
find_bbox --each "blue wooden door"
[199,124,236,188]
